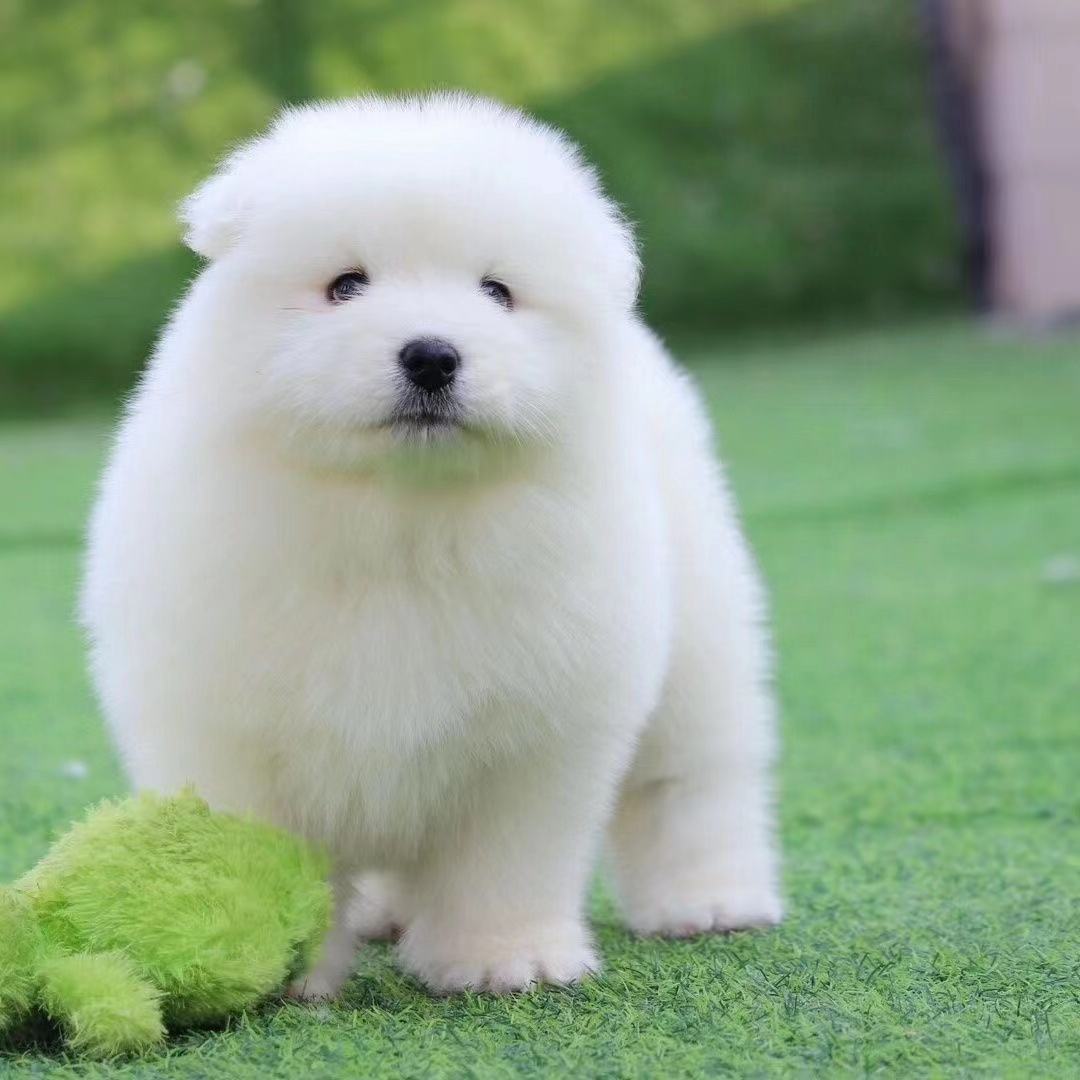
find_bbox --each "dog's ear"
[178,153,252,260]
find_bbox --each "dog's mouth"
[384,390,466,441]
[391,413,460,438]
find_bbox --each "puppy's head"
[179,94,639,477]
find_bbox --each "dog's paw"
[398,918,599,994]
[286,970,345,1002]
[285,938,357,1002]
[625,884,783,938]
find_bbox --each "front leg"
[397,737,625,995]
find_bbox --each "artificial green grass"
[0,0,957,407]
[1,323,1078,1076]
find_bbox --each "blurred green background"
[0,0,960,408]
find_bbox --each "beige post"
[979,0,1080,319]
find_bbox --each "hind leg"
[610,743,782,937]
[608,493,781,936]
[287,870,361,1000]
[348,872,407,942]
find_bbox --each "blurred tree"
[242,0,313,104]
[0,0,959,407]
[917,0,990,313]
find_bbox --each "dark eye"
[480,277,513,309]
[327,270,369,303]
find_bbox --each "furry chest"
[258,584,587,858]
[284,577,596,747]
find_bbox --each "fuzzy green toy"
[0,790,331,1058]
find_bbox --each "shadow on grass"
[0,1015,64,1061]
[0,529,83,553]
[751,460,1080,526]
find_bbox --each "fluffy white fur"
[81,93,781,998]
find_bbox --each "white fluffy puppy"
[81,93,781,998]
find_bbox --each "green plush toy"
[0,789,331,1058]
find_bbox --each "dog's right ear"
[178,152,251,260]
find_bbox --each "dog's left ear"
[178,153,252,260]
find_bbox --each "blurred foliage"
[0,0,960,407]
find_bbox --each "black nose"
[399,338,459,393]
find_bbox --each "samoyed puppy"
[81,93,781,998]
